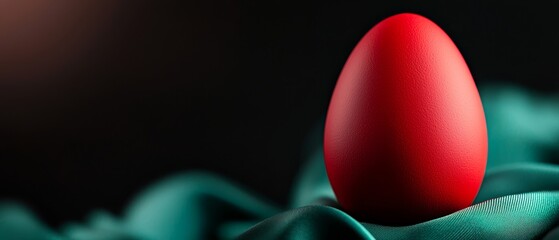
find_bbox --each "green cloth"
[1,84,559,239]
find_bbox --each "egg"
[324,13,487,225]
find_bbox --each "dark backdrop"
[1,1,558,226]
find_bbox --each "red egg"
[324,13,487,225]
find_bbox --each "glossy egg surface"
[324,13,487,225]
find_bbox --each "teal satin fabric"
[1,84,559,239]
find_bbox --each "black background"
[1,1,558,226]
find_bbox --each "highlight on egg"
[324,13,487,225]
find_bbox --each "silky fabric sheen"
[1,84,558,239]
